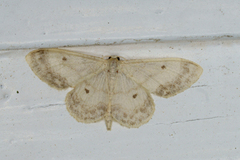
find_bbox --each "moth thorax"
[109,59,119,74]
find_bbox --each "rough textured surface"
[25,48,202,130]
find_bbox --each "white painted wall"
[0,0,240,159]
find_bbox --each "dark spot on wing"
[85,88,89,94]
[62,57,67,61]
[133,94,138,98]
[161,65,166,69]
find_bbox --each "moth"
[26,48,203,130]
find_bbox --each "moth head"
[108,55,120,61]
